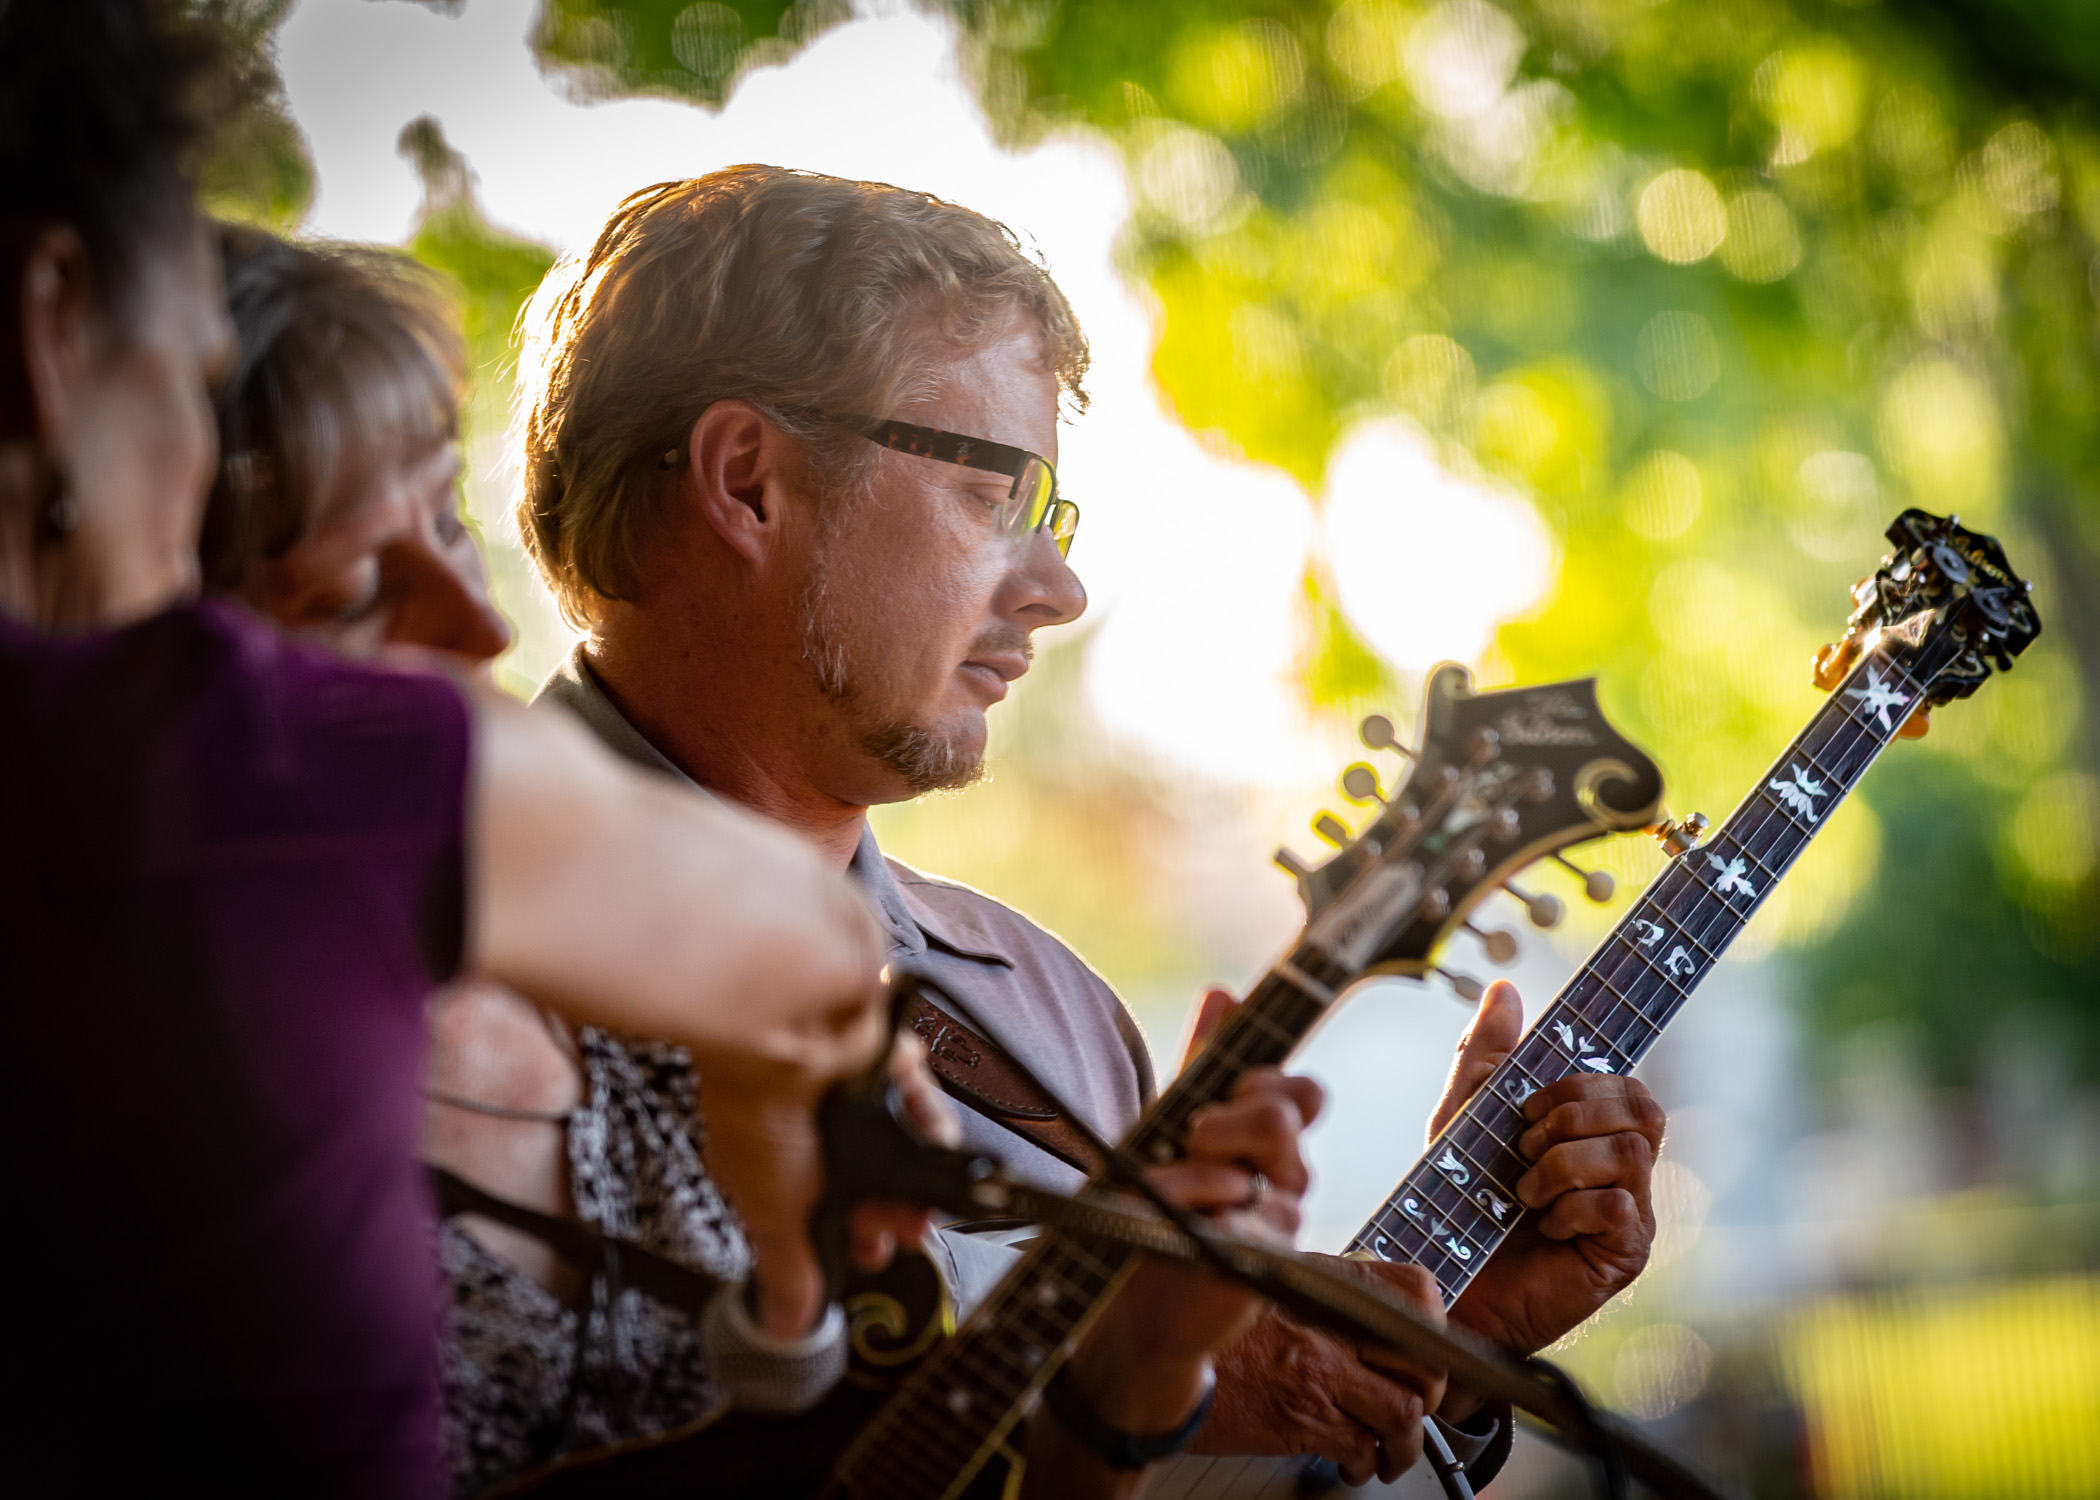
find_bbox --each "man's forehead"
[904,330,1061,459]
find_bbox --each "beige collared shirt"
[534,645,1155,1307]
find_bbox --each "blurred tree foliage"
[532,0,853,103]
[193,0,312,228]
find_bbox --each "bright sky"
[277,0,1553,787]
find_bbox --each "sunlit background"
[208,1,2100,1493]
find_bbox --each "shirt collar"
[535,644,1010,968]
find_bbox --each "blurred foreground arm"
[464,685,890,1334]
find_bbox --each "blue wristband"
[1040,1366,1216,1470]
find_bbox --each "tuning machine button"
[1551,852,1615,903]
[1435,967,1486,1003]
[1464,921,1519,965]
[1340,763,1385,805]
[1487,807,1520,843]
[1651,812,1710,858]
[1359,714,1417,760]
[1503,879,1564,929]
[1313,813,1351,847]
[1452,847,1486,880]
[1467,726,1501,764]
[1418,888,1451,921]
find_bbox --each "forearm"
[468,686,878,1054]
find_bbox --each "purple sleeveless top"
[0,599,470,1498]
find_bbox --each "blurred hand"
[1431,982,1664,1421]
[696,1005,904,1339]
[843,1034,961,1276]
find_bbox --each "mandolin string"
[1347,643,1922,1300]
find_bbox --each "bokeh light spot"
[1636,310,1720,401]
[1131,122,1241,231]
[1624,450,1703,540]
[2009,773,2100,886]
[1878,357,2003,515]
[1321,420,1555,671]
[1719,189,1802,283]
[1754,44,1866,162]
[1614,1323,1713,1420]
[1638,169,1726,264]
[1169,19,1307,134]
[1326,0,1411,93]
[1404,0,1526,121]
[1384,333,1476,429]
[1981,120,2058,218]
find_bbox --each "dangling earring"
[37,461,76,542]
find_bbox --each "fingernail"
[1515,1172,1541,1208]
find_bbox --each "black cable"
[1527,1356,1627,1500]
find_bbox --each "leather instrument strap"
[903,989,1105,1177]
[427,1163,726,1316]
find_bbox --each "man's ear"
[684,399,788,568]
[18,226,96,453]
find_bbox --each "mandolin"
[815,671,1664,1500]
[1147,507,2040,1500]
[495,667,1663,1498]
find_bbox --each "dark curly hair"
[0,0,234,437]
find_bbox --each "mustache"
[966,626,1034,664]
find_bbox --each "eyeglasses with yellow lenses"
[831,414,1078,558]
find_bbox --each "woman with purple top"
[0,4,896,1494]
[194,222,838,1489]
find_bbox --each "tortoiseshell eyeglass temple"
[833,414,1078,558]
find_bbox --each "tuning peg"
[1651,812,1710,858]
[1487,807,1520,843]
[1340,763,1385,804]
[1313,812,1351,847]
[1452,846,1486,880]
[1418,887,1451,921]
[1436,967,1486,1003]
[1273,847,1312,881]
[1359,714,1417,760]
[1551,852,1615,903]
[1504,879,1564,928]
[1465,921,1519,964]
[1467,726,1501,764]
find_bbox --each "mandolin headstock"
[1821,509,2041,707]
[1276,664,1664,993]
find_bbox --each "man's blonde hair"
[514,164,1090,626]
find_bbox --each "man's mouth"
[960,652,1029,700]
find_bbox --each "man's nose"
[386,540,514,664]
[1006,527,1087,629]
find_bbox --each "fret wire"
[1432,1136,1520,1202]
[1586,960,1676,1029]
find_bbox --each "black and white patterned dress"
[438,1029,751,1497]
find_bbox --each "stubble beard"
[797,537,991,797]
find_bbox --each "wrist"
[746,1242,826,1338]
[1041,1362,1215,1470]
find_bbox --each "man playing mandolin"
[463,164,1667,1494]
